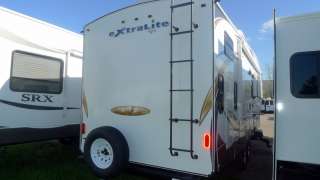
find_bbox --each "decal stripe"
[0,99,79,110]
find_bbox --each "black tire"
[84,126,129,178]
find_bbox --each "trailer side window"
[290,51,320,98]
[224,32,234,59]
[10,51,63,94]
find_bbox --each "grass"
[0,141,144,180]
[0,141,240,180]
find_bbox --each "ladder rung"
[170,148,193,153]
[171,2,194,9]
[170,60,193,63]
[170,118,199,123]
[171,30,193,36]
[170,89,193,92]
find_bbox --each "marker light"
[80,123,86,134]
[202,133,211,150]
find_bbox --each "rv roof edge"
[83,0,160,30]
[0,7,83,54]
[216,3,261,74]
[0,6,82,37]
[277,11,320,23]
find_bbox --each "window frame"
[10,50,64,94]
[290,51,320,99]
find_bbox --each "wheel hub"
[90,138,114,169]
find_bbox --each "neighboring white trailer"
[81,0,262,178]
[0,7,83,145]
[274,11,320,179]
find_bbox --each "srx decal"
[21,94,54,103]
[109,21,170,38]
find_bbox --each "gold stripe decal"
[82,93,89,118]
[111,106,151,116]
[199,86,213,125]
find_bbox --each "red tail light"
[203,132,211,150]
[80,123,86,134]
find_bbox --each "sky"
[1,0,320,80]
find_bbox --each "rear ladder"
[169,0,198,160]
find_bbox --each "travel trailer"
[81,0,262,178]
[274,11,320,179]
[0,7,83,145]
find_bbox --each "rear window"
[10,51,63,94]
[290,51,320,98]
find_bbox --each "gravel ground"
[230,113,274,180]
[219,113,274,180]
[260,113,274,138]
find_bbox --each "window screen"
[290,51,320,98]
[10,51,63,94]
[224,32,234,59]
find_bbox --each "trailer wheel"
[84,127,129,178]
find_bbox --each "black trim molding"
[277,160,320,179]
[0,99,80,110]
[0,99,63,110]
[0,124,79,146]
[127,162,210,179]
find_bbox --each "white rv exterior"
[81,0,261,178]
[274,11,320,179]
[0,7,83,145]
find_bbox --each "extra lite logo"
[22,94,54,103]
[109,21,170,38]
